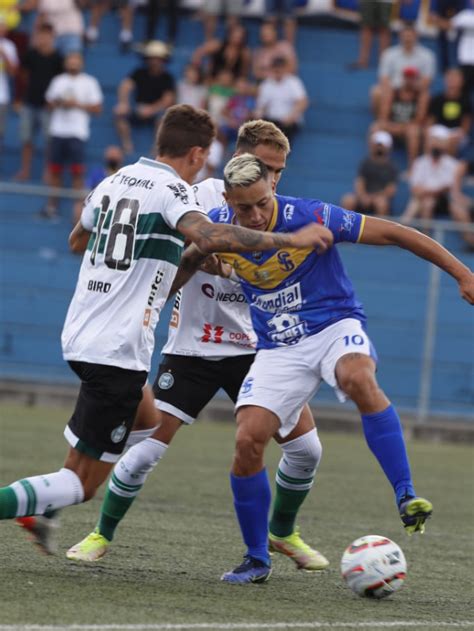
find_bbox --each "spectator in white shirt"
[254,56,308,142]
[451,2,474,97]
[371,23,436,115]
[44,52,103,219]
[0,16,18,148]
[402,124,474,248]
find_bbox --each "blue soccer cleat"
[399,496,433,535]
[221,555,272,584]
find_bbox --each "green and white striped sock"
[270,428,322,537]
[0,468,84,519]
[97,437,167,541]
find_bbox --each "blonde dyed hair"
[224,153,269,190]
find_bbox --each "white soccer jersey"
[162,177,257,358]
[62,157,204,372]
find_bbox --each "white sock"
[10,468,84,517]
[125,426,160,449]
[276,428,322,492]
[109,437,168,499]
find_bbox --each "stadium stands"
[0,10,472,417]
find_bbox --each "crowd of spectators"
[0,0,472,247]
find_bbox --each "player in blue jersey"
[172,153,474,584]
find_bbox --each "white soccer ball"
[340,535,407,599]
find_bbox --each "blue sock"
[361,404,416,506]
[230,468,271,565]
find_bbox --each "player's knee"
[235,432,266,467]
[339,367,379,402]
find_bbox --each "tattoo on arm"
[177,212,292,254]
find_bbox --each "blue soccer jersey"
[208,194,367,350]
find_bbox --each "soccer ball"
[340,535,407,599]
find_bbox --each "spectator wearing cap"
[341,130,398,217]
[43,51,102,218]
[372,65,429,166]
[254,56,308,143]
[252,20,297,82]
[371,23,436,115]
[0,14,18,150]
[114,40,175,155]
[402,124,474,248]
[15,22,63,181]
[426,67,472,155]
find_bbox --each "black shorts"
[153,354,255,423]
[66,361,147,462]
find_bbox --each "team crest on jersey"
[158,372,174,390]
[111,422,127,444]
[167,183,189,204]
[268,312,308,345]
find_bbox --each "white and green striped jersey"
[62,157,204,372]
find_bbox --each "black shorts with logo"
[67,361,147,462]
[153,353,255,423]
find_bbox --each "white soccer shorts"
[235,318,376,437]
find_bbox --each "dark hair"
[156,105,216,157]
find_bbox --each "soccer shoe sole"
[400,497,433,535]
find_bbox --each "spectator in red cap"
[372,65,429,166]
[341,130,398,217]
[371,24,436,115]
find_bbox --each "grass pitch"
[0,403,473,630]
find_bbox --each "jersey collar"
[138,157,180,178]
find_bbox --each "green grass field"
[0,403,473,631]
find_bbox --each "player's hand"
[290,224,333,253]
[200,254,232,279]
[458,271,474,304]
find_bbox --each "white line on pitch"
[0,622,473,630]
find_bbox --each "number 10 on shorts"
[343,334,364,346]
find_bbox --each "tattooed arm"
[176,211,333,254]
[168,243,207,298]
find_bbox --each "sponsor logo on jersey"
[111,173,155,190]
[87,280,111,293]
[111,422,127,444]
[267,312,308,345]
[201,323,224,343]
[158,372,174,390]
[167,183,189,204]
[252,282,302,313]
[283,203,295,221]
[314,204,329,226]
[201,283,246,303]
[342,210,355,233]
[240,377,254,396]
[147,269,165,307]
[169,291,181,328]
